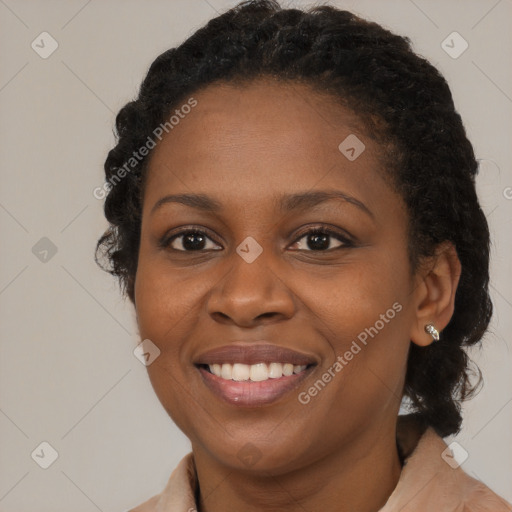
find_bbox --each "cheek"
[134,262,203,434]
[134,245,203,340]
[295,255,412,409]
[302,254,409,338]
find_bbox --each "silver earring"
[425,323,440,341]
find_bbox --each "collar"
[142,415,511,512]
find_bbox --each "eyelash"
[159,225,354,252]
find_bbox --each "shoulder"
[126,494,160,512]
[423,430,511,511]
[382,422,512,512]
[460,482,512,511]
[125,452,198,512]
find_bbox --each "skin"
[133,79,461,512]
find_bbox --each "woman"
[96,1,512,510]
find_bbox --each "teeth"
[283,363,294,376]
[220,363,232,380]
[211,363,222,377]
[250,363,268,382]
[207,362,308,381]
[268,362,283,379]
[232,363,250,381]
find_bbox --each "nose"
[206,249,296,327]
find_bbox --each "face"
[134,79,419,474]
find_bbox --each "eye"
[290,226,353,251]
[161,225,353,253]
[162,228,222,252]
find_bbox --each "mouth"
[198,361,314,380]
[193,343,318,407]
[195,363,316,407]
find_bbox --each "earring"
[424,323,440,342]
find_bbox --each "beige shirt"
[129,424,512,512]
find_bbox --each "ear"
[410,242,462,347]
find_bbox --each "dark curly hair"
[96,0,492,437]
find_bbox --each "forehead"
[143,78,391,213]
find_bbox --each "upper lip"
[194,343,318,366]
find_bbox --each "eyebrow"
[150,190,373,218]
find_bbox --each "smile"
[204,362,309,381]
[196,363,316,407]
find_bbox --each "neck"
[193,420,402,512]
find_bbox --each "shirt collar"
[150,415,511,512]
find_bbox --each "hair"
[95,0,492,437]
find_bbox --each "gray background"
[0,0,511,510]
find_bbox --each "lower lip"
[197,365,315,407]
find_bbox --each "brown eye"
[163,229,222,252]
[290,227,352,251]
